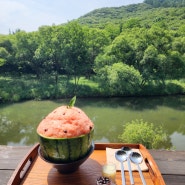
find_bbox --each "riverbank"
[0,75,185,103]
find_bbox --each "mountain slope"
[77,3,185,30]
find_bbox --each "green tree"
[147,26,172,54]
[167,51,185,79]
[123,18,141,29]
[97,62,142,96]
[61,22,89,91]
[172,37,185,55]
[104,23,121,40]
[14,31,39,75]
[0,47,8,66]
[87,28,110,78]
[108,35,136,66]
[35,25,66,83]
[0,35,14,72]
[140,45,169,85]
[140,45,159,82]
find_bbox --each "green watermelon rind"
[38,129,94,163]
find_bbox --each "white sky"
[0,0,143,34]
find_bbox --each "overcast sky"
[0,0,143,34]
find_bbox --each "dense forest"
[144,0,185,7]
[0,0,185,102]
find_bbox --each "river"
[0,96,185,150]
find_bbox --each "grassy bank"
[0,75,100,102]
[0,75,185,103]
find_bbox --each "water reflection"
[171,132,185,150]
[0,95,185,150]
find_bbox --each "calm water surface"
[0,96,185,150]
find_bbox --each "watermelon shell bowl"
[37,97,94,173]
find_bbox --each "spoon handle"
[120,162,126,185]
[127,158,134,185]
[137,164,146,185]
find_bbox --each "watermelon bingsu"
[37,97,94,163]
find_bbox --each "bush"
[118,119,172,149]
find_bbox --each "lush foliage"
[78,3,185,29]
[0,75,100,102]
[0,1,185,102]
[118,119,172,149]
[144,0,185,7]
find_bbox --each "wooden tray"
[8,143,166,185]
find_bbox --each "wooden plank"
[0,145,31,169]
[163,175,185,185]
[0,170,14,185]
[149,150,185,175]
[0,145,32,185]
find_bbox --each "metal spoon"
[130,152,146,185]
[121,146,132,154]
[115,150,127,185]
[122,147,134,185]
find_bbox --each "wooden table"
[0,144,185,185]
